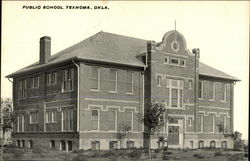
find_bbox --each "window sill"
[29,123,39,124]
[46,122,57,124]
[125,92,134,95]
[156,85,162,87]
[220,100,226,103]
[108,91,118,94]
[46,84,57,86]
[198,98,203,100]
[90,89,101,92]
[61,90,74,93]
[208,99,215,101]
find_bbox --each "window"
[91,141,100,150]
[68,141,73,151]
[21,140,25,148]
[223,115,227,131]
[60,140,66,150]
[30,112,39,124]
[46,72,57,85]
[46,111,57,123]
[91,109,99,131]
[108,110,117,131]
[62,110,74,131]
[126,141,134,149]
[166,79,184,108]
[170,58,179,65]
[198,141,204,149]
[180,59,186,67]
[198,81,203,99]
[207,115,214,133]
[126,72,133,93]
[62,68,74,92]
[109,70,117,92]
[190,141,193,148]
[124,111,133,131]
[197,114,204,132]
[28,140,33,149]
[188,80,193,89]
[109,141,118,150]
[16,140,21,147]
[188,117,192,127]
[91,68,100,91]
[210,141,216,148]
[221,141,227,149]
[18,80,26,99]
[17,114,25,132]
[50,140,55,149]
[221,83,227,102]
[208,81,215,100]
[164,57,169,64]
[156,75,162,87]
[31,76,39,89]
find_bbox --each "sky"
[1,1,249,139]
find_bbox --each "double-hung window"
[208,81,215,100]
[221,83,227,102]
[30,112,39,124]
[62,110,74,131]
[91,68,100,91]
[124,111,133,132]
[126,72,133,93]
[46,72,57,85]
[62,68,74,92]
[46,111,57,123]
[108,110,117,131]
[109,70,117,92]
[31,76,39,89]
[166,79,183,108]
[18,80,26,99]
[198,81,203,99]
[91,109,99,131]
[17,114,24,132]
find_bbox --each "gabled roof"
[6,31,239,81]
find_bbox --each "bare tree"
[117,123,131,150]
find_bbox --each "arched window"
[210,141,216,148]
[198,140,204,149]
[221,141,227,149]
[60,140,66,150]
[91,141,100,151]
[16,140,21,147]
[67,140,73,151]
[190,141,193,148]
[50,140,55,149]
[28,140,33,149]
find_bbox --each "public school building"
[6,30,239,151]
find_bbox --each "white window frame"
[156,74,163,87]
[62,68,74,92]
[212,115,215,133]
[30,112,38,124]
[108,110,117,132]
[126,72,134,94]
[164,56,169,64]
[90,109,100,131]
[198,81,203,99]
[222,83,227,102]
[169,57,180,66]
[109,69,118,93]
[180,59,186,67]
[46,72,57,85]
[61,109,74,131]
[224,115,227,131]
[188,79,193,90]
[188,117,192,127]
[46,111,57,123]
[90,68,100,92]
[166,79,184,108]
[208,81,215,101]
[31,76,39,89]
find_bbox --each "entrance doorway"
[168,126,179,145]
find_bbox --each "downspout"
[72,58,80,132]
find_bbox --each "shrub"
[227,154,244,161]
[32,147,49,154]
[214,151,223,156]
[13,150,25,159]
[72,154,88,161]
[128,150,141,159]
[193,153,204,158]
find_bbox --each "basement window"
[170,58,179,65]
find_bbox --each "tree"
[140,102,169,158]
[117,123,131,150]
[1,98,15,134]
[224,131,243,151]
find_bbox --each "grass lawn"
[0,146,248,161]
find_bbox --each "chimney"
[40,36,51,64]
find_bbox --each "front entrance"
[168,126,179,145]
